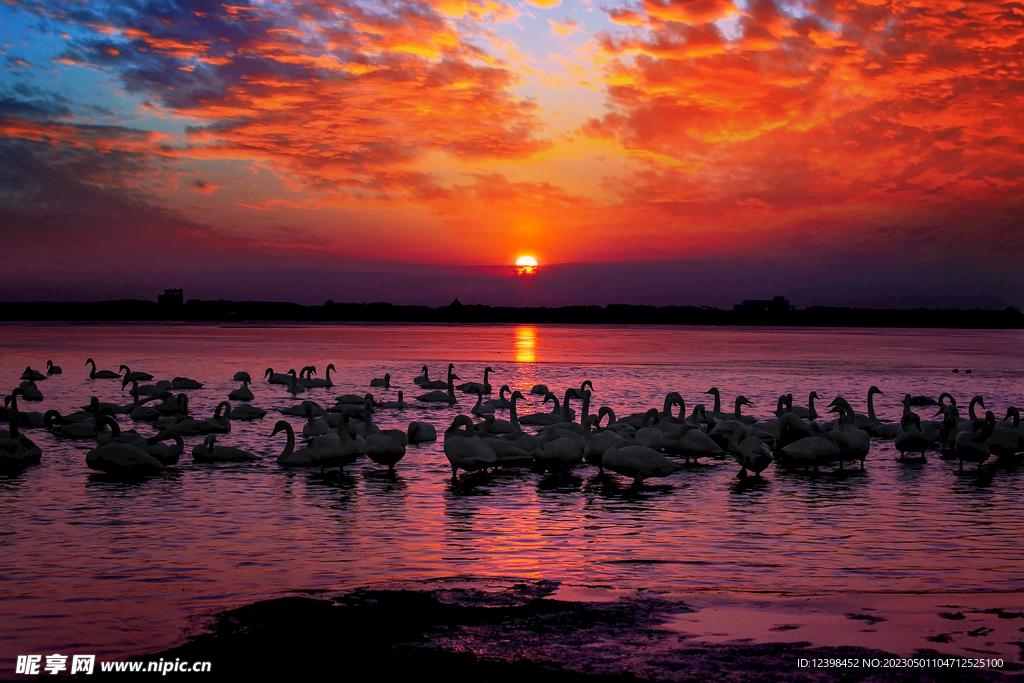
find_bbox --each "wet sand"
[124,581,1022,681]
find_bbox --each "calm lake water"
[1,323,1023,662]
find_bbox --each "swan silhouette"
[457,367,494,395]
[86,417,164,475]
[192,434,259,463]
[21,366,46,381]
[229,380,254,402]
[119,365,154,382]
[602,443,681,485]
[46,360,62,375]
[86,358,120,380]
[1,415,41,471]
[443,415,497,479]
[416,366,459,403]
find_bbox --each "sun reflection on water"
[515,326,537,363]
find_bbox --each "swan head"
[971,395,985,408]
[446,414,474,435]
[86,358,95,366]
[581,380,594,393]
[510,390,525,403]
[264,368,274,378]
[869,385,884,396]
[704,387,719,396]
[736,396,752,408]
[271,420,292,437]
[97,415,120,438]
[119,365,130,373]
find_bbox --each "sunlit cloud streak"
[0,0,1021,305]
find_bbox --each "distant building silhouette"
[158,288,183,305]
[734,296,793,312]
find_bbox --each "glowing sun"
[515,255,537,275]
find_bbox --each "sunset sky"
[1,0,1021,307]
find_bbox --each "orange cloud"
[583,0,1024,260]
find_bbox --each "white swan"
[119,365,154,382]
[21,366,46,381]
[304,364,336,388]
[285,369,306,396]
[85,358,120,380]
[727,425,773,477]
[484,384,512,410]
[272,420,316,467]
[18,380,43,402]
[309,417,364,472]
[417,364,451,390]
[416,366,459,404]
[1,416,42,471]
[380,391,406,409]
[364,430,407,470]
[517,392,565,426]
[142,431,183,465]
[534,432,583,472]
[469,386,495,416]
[895,410,930,460]
[407,421,437,444]
[457,366,494,395]
[953,411,995,471]
[302,404,330,437]
[264,367,290,385]
[777,436,841,469]
[204,401,232,433]
[478,433,533,468]
[229,380,254,402]
[823,403,871,468]
[582,414,625,472]
[602,443,681,485]
[86,417,164,475]
[662,422,724,463]
[45,409,103,439]
[192,434,260,463]
[443,415,497,479]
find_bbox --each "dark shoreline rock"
[98,583,1020,681]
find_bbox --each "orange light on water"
[515,326,537,363]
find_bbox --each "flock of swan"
[2,359,1022,485]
